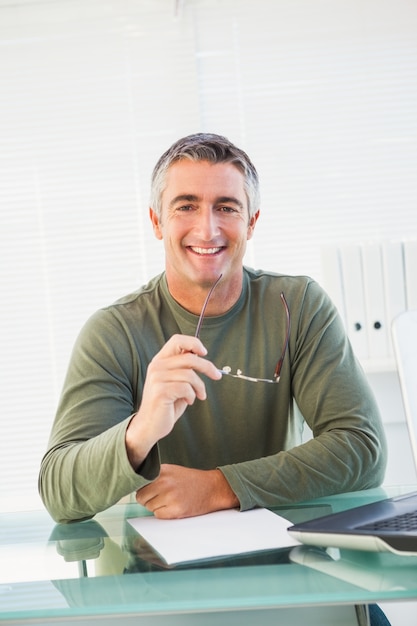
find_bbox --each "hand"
[125,334,221,469]
[135,464,239,519]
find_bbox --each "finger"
[170,352,222,382]
[135,483,155,507]
[149,350,221,384]
[146,356,209,398]
[161,380,205,404]
[136,487,165,513]
[158,334,208,358]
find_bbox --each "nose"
[196,207,221,241]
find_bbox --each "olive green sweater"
[39,268,387,523]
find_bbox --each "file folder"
[404,240,417,310]
[320,245,346,324]
[340,244,369,360]
[362,242,388,359]
[382,240,406,356]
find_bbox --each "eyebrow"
[217,196,245,210]
[169,194,198,209]
[169,194,245,210]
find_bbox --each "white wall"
[1,0,417,512]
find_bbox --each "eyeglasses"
[195,274,290,383]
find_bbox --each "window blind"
[1,0,416,511]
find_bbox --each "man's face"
[150,159,259,294]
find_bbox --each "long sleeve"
[219,278,387,510]
[39,271,388,523]
[38,304,161,523]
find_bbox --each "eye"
[176,204,194,212]
[218,205,237,213]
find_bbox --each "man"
[39,133,387,524]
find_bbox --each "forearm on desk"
[219,425,386,511]
[39,419,159,523]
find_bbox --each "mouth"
[187,246,224,256]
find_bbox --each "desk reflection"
[46,507,417,612]
[290,544,417,592]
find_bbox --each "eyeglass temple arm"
[273,292,290,380]
[195,279,290,381]
[194,274,223,339]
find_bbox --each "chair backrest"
[392,309,417,473]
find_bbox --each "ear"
[247,209,260,240]
[149,208,163,240]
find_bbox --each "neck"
[166,272,243,316]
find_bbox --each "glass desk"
[1,487,417,625]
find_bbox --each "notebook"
[288,308,417,556]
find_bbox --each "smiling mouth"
[188,246,224,255]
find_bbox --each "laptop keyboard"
[358,510,417,532]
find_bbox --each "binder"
[361,242,389,359]
[403,240,417,310]
[340,244,369,360]
[382,240,406,356]
[320,245,346,324]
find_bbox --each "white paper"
[127,507,300,566]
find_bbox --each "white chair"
[392,309,417,470]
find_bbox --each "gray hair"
[150,133,260,219]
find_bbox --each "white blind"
[1,0,416,511]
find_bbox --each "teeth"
[191,247,221,255]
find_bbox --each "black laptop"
[288,309,417,556]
